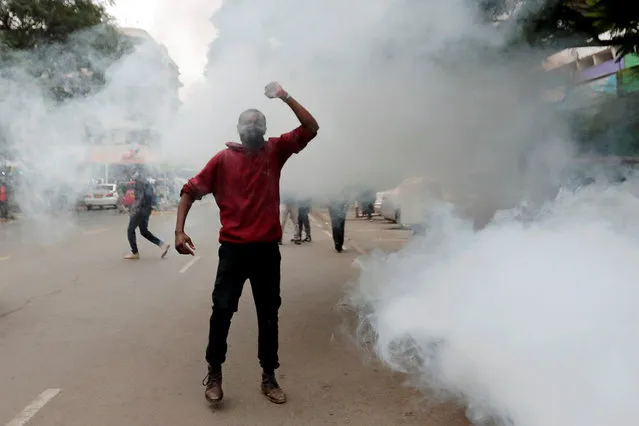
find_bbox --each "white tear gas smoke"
[175,0,573,205]
[0,26,179,243]
[346,179,639,426]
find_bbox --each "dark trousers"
[0,201,7,219]
[328,209,346,248]
[297,207,311,237]
[363,202,374,219]
[127,211,162,254]
[206,241,281,373]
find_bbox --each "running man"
[124,173,170,260]
[174,81,318,405]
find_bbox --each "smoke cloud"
[177,0,573,206]
[347,180,639,426]
[0,24,179,243]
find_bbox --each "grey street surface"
[0,205,468,426]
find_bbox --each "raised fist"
[264,81,288,99]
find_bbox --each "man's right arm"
[175,153,221,234]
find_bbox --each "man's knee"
[212,289,241,313]
[257,294,282,316]
[211,306,235,323]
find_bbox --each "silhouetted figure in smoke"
[359,189,376,220]
[124,172,170,260]
[329,195,350,253]
[174,81,319,406]
[297,197,312,242]
[280,192,301,244]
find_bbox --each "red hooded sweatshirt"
[181,126,317,243]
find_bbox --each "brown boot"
[202,368,224,403]
[261,372,287,404]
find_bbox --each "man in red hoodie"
[175,81,319,405]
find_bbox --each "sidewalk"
[310,209,411,254]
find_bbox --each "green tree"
[1,0,113,49]
[0,0,132,101]
[482,0,639,56]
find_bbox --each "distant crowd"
[278,189,377,253]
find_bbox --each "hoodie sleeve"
[271,126,318,164]
[181,152,223,200]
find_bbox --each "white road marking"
[346,239,365,255]
[83,227,110,236]
[6,388,61,426]
[179,255,201,273]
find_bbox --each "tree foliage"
[482,0,639,56]
[0,0,132,101]
[0,0,113,49]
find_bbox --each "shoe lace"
[202,372,220,387]
[202,373,212,387]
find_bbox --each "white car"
[84,184,119,210]
[374,191,385,213]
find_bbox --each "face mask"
[239,126,265,151]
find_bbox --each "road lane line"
[5,388,61,426]
[83,227,110,236]
[179,255,201,273]
[0,256,10,261]
[346,239,365,255]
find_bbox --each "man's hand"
[175,230,196,255]
[265,81,288,100]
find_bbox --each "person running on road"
[174,81,319,406]
[280,192,301,244]
[297,197,312,242]
[124,173,170,260]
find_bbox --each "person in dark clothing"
[297,198,312,242]
[328,198,349,252]
[124,173,170,260]
[174,81,319,406]
[0,181,8,221]
[359,189,376,220]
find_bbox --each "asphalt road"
[0,205,468,426]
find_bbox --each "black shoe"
[261,373,287,404]
[303,235,311,242]
[291,237,302,245]
[335,244,343,253]
[203,366,224,403]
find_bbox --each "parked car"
[374,191,385,213]
[84,183,119,210]
[379,188,401,222]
